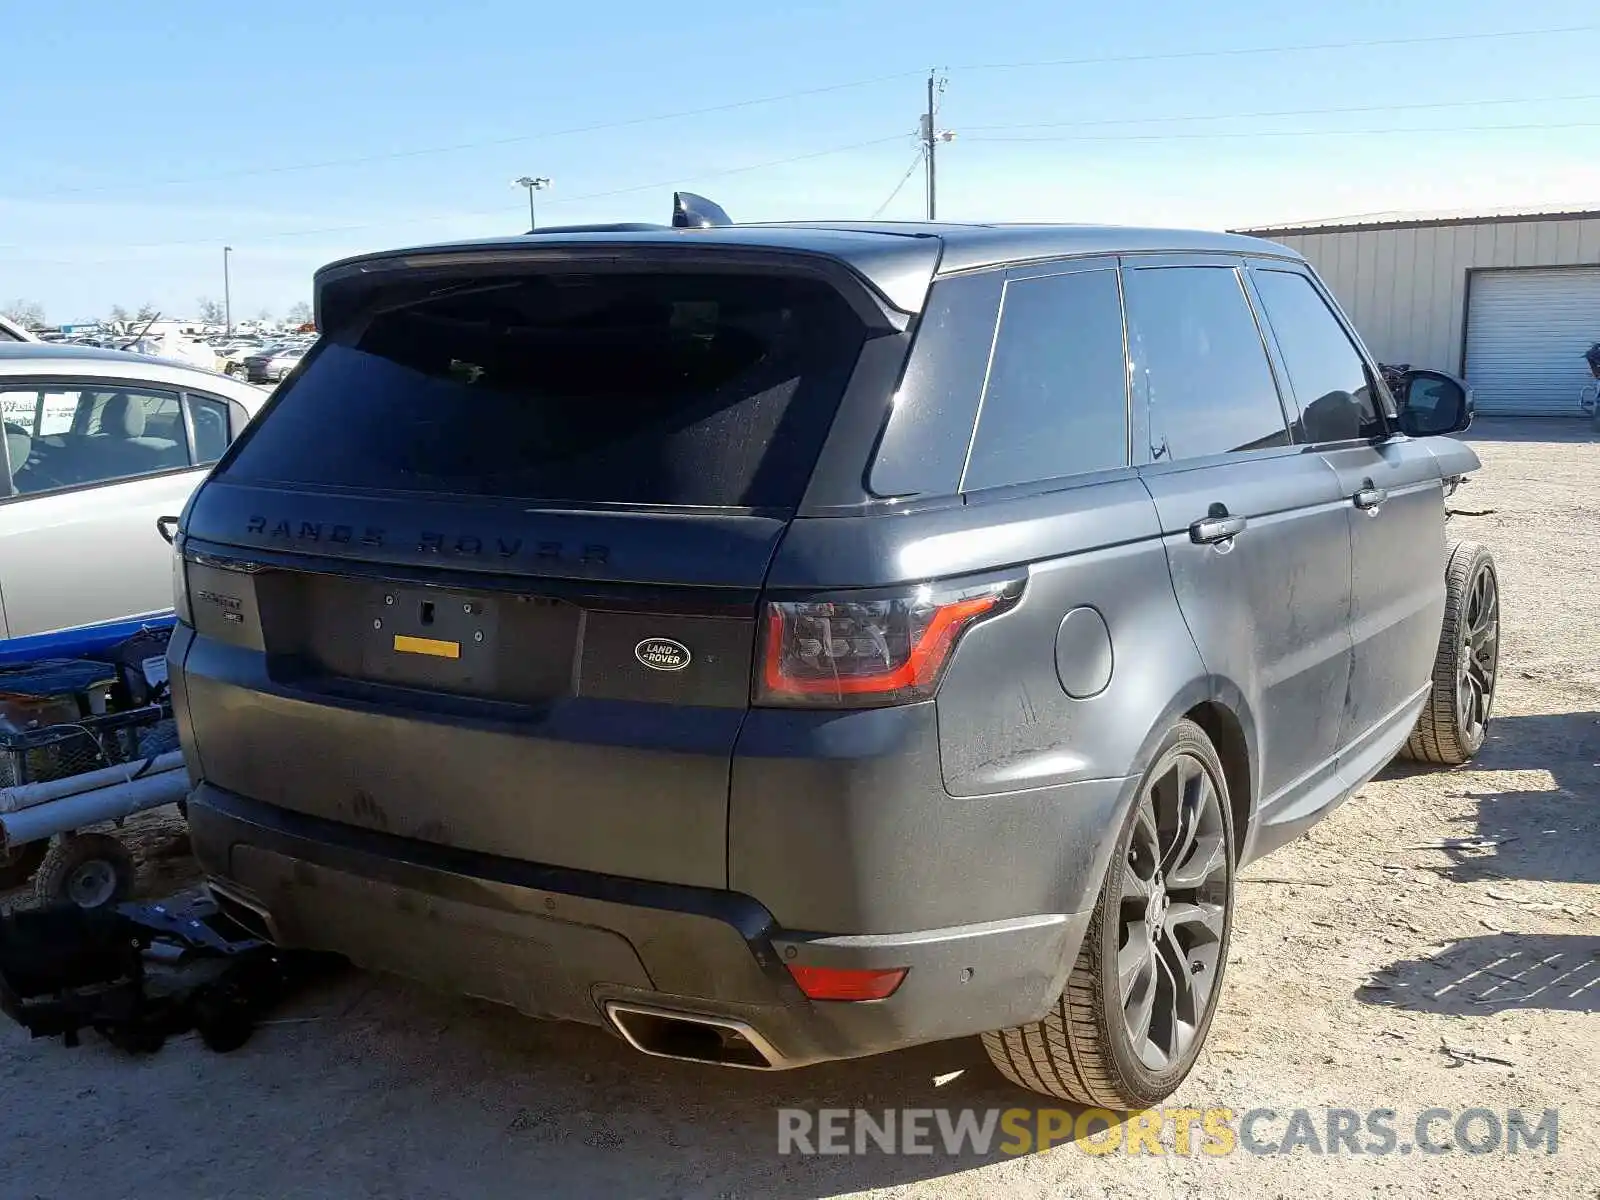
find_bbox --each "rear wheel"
[982,719,1235,1107]
[1402,540,1498,765]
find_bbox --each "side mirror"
[1396,369,1473,437]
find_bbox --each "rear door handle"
[1352,486,1388,511]
[1189,514,1248,545]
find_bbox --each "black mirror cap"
[1397,369,1474,437]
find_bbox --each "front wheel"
[1402,540,1499,765]
[982,719,1236,1107]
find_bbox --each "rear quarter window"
[222,272,868,511]
[962,267,1129,492]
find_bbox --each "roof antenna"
[673,192,732,229]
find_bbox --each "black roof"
[315,221,1301,315]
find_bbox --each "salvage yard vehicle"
[0,315,36,343]
[241,344,307,384]
[170,208,1497,1109]
[1,344,266,901]
[0,344,268,663]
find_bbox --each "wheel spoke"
[1118,924,1156,996]
[1168,830,1226,890]
[1123,942,1159,1057]
[1161,759,1202,874]
[1150,932,1190,1061]
[1165,899,1225,943]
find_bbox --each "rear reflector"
[786,964,908,1001]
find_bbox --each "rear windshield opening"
[223,271,868,510]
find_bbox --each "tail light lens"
[757,576,1022,708]
[172,540,192,624]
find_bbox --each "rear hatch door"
[179,251,902,888]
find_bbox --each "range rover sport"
[169,215,1497,1108]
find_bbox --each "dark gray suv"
[169,219,1496,1108]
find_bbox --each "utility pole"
[223,246,233,335]
[512,176,551,232]
[921,72,952,220]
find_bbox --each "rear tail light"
[757,576,1022,708]
[172,540,192,624]
[786,964,908,1001]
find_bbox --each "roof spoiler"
[524,222,668,236]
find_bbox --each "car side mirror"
[1395,370,1473,437]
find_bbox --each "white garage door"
[1465,266,1600,416]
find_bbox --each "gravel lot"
[3,420,1596,1199]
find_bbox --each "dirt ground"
[2,419,1595,1199]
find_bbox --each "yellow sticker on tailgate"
[393,634,461,660]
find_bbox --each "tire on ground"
[33,832,136,909]
[1402,539,1498,766]
[981,717,1236,1108]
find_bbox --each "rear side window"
[962,269,1128,492]
[1123,266,1290,462]
[1251,269,1385,443]
[223,273,868,510]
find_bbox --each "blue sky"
[4,0,1600,324]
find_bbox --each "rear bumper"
[190,783,1091,1067]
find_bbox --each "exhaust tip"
[604,1001,781,1070]
[207,881,279,944]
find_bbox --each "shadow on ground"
[7,974,1122,1198]
[1357,932,1600,1017]
[1377,711,1599,886]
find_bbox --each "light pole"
[223,246,233,335]
[512,176,551,232]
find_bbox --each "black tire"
[982,718,1236,1107]
[0,841,49,890]
[1402,540,1499,766]
[34,833,136,910]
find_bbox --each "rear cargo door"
[177,264,885,889]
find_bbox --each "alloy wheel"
[1457,562,1499,744]
[1117,752,1230,1071]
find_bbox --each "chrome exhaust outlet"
[603,1001,782,1070]
[206,880,281,944]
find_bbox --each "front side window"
[962,268,1129,492]
[1251,268,1385,443]
[1123,265,1290,463]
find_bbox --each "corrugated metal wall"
[1263,217,1600,375]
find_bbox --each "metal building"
[1236,208,1600,416]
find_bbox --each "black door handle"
[156,515,180,545]
[1190,514,1248,545]
[1352,485,1388,511]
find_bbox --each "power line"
[962,91,1600,132]
[956,22,1600,72]
[23,73,923,200]
[872,153,927,218]
[965,119,1600,144]
[0,135,908,259]
[18,24,1591,202]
